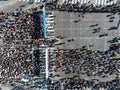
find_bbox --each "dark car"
[99,34,108,37]
[67,39,74,42]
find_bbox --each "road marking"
[58,19,102,21]
[56,28,90,30]
[84,19,89,21]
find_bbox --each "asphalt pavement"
[55,11,120,51]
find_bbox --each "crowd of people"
[47,1,120,13]
[0,6,58,90]
[49,77,119,90]
[0,3,120,90]
[62,47,118,77]
[47,45,120,89]
[0,7,48,81]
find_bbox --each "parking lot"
[55,11,120,51]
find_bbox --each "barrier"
[42,7,47,38]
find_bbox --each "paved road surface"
[55,11,120,51]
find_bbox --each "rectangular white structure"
[46,17,55,20]
[84,0,87,4]
[104,0,106,5]
[47,29,55,32]
[74,0,78,4]
[78,0,81,2]
[47,26,54,29]
[101,0,104,5]
[46,20,55,23]
[98,0,101,5]
[80,0,83,4]
[45,48,48,79]
[47,14,55,18]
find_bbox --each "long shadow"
[108,40,115,43]
[54,42,65,46]
[56,36,66,39]
[90,24,98,27]
[108,27,117,30]
[110,16,115,19]
[74,20,80,23]
[108,19,120,30]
